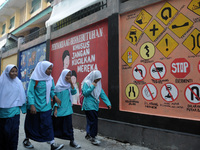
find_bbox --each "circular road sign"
[150,61,166,80]
[185,83,200,104]
[125,83,139,100]
[133,64,147,81]
[140,42,155,59]
[161,83,179,102]
[142,83,158,101]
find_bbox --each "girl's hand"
[66,77,72,84]
[54,107,57,117]
[54,95,61,106]
[107,105,112,110]
[30,105,37,114]
[67,78,75,89]
[92,82,97,87]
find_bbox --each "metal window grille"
[23,27,47,44]
[51,0,107,32]
[2,42,17,52]
[121,0,129,3]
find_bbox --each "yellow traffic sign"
[168,13,193,38]
[188,0,200,16]
[183,28,200,55]
[126,25,142,45]
[156,2,178,25]
[125,83,139,100]
[156,33,178,57]
[140,42,155,59]
[135,9,152,29]
[121,47,139,66]
[144,19,165,42]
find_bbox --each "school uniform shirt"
[27,79,56,112]
[81,83,111,111]
[54,88,77,116]
[0,107,20,118]
[0,105,26,118]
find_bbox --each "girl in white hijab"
[0,64,26,150]
[23,61,64,150]
[52,69,81,149]
[81,70,102,102]
[81,70,111,146]
[30,60,54,104]
[0,65,26,108]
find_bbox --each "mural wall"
[19,43,46,94]
[50,20,108,107]
[120,0,200,121]
[1,54,17,74]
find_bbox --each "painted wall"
[19,43,46,94]
[1,54,17,74]
[120,0,200,121]
[50,20,108,107]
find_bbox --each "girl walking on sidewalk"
[81,70,111,145]
[52,69,81,149]
[0,65,26,150]
[23,61,64,150]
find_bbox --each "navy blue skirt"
[0,115,20,150]
[85,110,98,138]
[52,115,74,141]
[24,109,54,142]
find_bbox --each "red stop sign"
[198,60,200,73]
[171,58,190,78]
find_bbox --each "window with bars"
[121,0,129,3]
[52,1,107,32]
[2,24,6,34]
[30,0,41,14]
[9,17,15,29]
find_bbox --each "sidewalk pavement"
[18,113,151,150]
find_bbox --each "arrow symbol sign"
[144,45,150,57]
[161,7,172,20]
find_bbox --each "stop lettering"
[198,60,200,73]
[171,58,190,78]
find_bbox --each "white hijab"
[81,70,102,101]
[0,65,26,108]
[30,61,53,104]
[55,69,72,103]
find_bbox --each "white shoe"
[51,143,64,150]
[23,139,34,149]
[70,141,81,149]
[91,138,101,145]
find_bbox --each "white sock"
[50,140,55,145]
